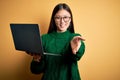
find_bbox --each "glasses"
[54,16,71,22]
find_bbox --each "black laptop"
[10,24,43,54]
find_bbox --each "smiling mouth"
[60,26,64,28]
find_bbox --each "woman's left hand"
[70,36,85,54]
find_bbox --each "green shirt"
[30,30,85,80]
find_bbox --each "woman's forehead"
[55,9,71,16]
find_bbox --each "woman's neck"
[57,30,67,33]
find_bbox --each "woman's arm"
[70,40,85,61]
[30,55,45,74]
[70,34,85,61]
[70,36,85,54]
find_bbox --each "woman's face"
[54,9,71,32]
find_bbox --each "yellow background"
[0,0,120,80]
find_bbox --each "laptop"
[10,24,43,55]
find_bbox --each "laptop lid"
[10,23,43,55]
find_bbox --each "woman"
[30,3,85,80]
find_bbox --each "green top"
[30,30,85,80]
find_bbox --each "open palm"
[70,36,85,54]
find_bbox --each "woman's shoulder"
[41,33,48,37]
[41,33,49,39]
[41,32,54,39]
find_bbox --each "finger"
[73,36,85,41]
[33,55,41,62]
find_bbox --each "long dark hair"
[48,3,75,33]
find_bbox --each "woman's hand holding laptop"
[26,51,41,62]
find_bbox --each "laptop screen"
[10,24,43,54]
